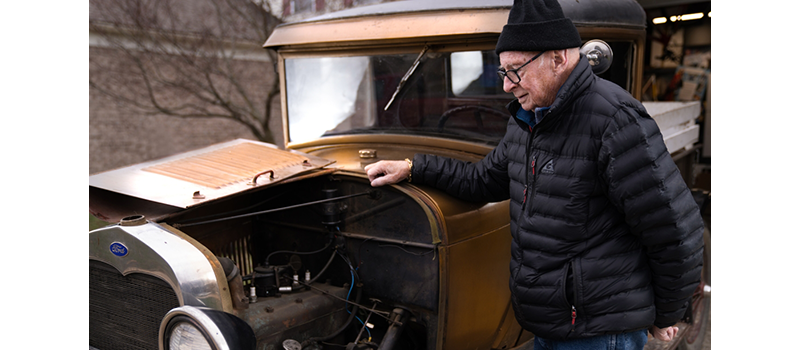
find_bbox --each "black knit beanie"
[495,0,582,55]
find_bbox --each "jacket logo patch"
[541,159,555,175]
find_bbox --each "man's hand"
[650,325,679,342]
[364,160,410,187]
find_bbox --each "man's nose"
[502,76,515,93]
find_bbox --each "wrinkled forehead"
[498,51,541,69]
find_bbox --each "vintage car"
[89,1,710,350]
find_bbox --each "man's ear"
[552,48,580,76]
[551,49,569,73]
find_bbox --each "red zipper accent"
[571,306,577,325]
[522,186,528,205]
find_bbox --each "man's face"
[499,51,559,111]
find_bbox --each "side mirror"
[580,39,613,75]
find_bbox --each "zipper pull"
[571,306,577,325]
[531,158,536,175]
[522,185,528,205]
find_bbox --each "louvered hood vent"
[90,139,334,221]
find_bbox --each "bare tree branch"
[89,0,282,144]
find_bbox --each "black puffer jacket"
[411,56,704,339]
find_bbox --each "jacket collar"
[507,55,594,130]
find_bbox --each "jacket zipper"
[571,305,577,326]
[514,126,536,279]
[567,260,578,330]
[522,185,528,206]
[521,126,536,211]
[522,157,533,206]
[512,126,536,280]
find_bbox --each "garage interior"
[637,0,711,192]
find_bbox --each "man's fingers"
[364,162,379,173]
[370,177,389,187]
[364,160,408,187]
[650,325,679,342]
[655,326,678,341]
[370,170,404,187]
[364,162,386,182]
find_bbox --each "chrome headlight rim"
[163,315,217,350]
[159,306,255,350]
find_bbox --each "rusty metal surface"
[237,283,350,348]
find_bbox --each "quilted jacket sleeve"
[598,103,705,328]
[410,136,512,203]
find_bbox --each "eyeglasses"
[497,51,547,84]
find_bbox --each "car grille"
[89,260,180,350]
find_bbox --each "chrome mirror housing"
[580,39,614,75]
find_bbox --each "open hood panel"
[90,139,334,222]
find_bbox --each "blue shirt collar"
[516,106,550,128]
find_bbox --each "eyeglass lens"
[497,51,546,84]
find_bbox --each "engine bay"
[164,174,440,349]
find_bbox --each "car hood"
[90,139,334,223]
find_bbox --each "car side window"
[449,50,510,97]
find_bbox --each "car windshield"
[285,49,515,145]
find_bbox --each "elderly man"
[364,0,704,349]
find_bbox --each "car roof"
[264,0,646,49]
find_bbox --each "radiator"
[89,260,180,350]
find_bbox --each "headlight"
[166,318,214,350]
[159,306,256,350]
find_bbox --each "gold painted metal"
[294,135,494,172]
[358,149,377,159]
[438,226,511,350]
[404,179,512,350]
[339,170,512,350]
[359,170,511,350]
[265,10,508,49]
[490,301,529,350]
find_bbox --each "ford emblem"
[110,242,128,257]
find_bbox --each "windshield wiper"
[383,44,430,111]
